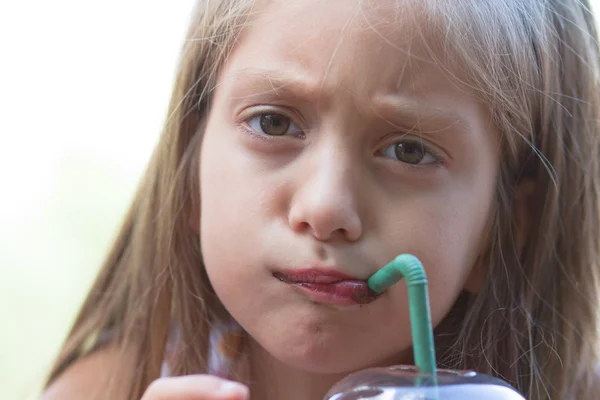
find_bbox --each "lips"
[273,268,379,305]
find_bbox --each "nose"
[287,148,363,242]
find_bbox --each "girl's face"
[199,0,499,374]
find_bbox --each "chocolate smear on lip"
[352,288,380,304]
[274,272,380,304]
[273,272,292,283]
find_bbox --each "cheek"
[420,177,496,323]
[198,119,279,305]
[374,163,496,330]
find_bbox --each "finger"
[141,375,249,400]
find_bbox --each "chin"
[275,350,369,375]
[255,329,403,375]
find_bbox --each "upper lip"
[273,267,366,283]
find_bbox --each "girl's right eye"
[246,113,304,137]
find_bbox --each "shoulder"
[41,345,131,400]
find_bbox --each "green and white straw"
[367,254,438,385]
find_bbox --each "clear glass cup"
[324,365,526,400]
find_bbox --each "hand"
[141,375,249,400]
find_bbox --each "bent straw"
[367,254,437,385]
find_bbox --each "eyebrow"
[370,95,473,135]
[227,68,321,102]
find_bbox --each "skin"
[199,0,501,399]
[42,348,248,400]
[43,1,503,399]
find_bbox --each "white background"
[0,2,196,399]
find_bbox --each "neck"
[245,338,414,400]
[247,339,348,400]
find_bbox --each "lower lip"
[286,281,378,306]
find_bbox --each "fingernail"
[218,381,249,398]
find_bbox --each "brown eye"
[394,142,425,164]
[259,113,291,136]
[246,112,303,137]
[380,139,438,165]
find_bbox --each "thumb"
[142,375,249,400]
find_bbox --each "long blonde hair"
[46,1,600,398]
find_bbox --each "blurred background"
[2,1,600,400]
[0,1,196,399]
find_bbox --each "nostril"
[290,220,314,236]
[288,196,362,242]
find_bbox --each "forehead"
[221,0,461,102]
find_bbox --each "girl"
[43,0,600,399]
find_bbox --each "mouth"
[273,268,380,306]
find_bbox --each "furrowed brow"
[227,68,320,102]
[372,95,472,135]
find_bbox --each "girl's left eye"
[380,139,439,165]
[246,113,303,137]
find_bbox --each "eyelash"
[237,109,445,167]
[378,135,445,168]
[238,108,305,140]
